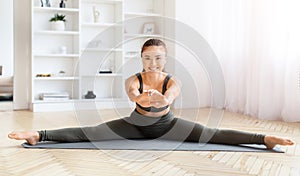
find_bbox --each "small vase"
[59,0,66,8]
[84,91,96,99]
[51,21,65,31]
[59,46,67,54]
[93,6,100,23]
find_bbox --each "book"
[39,92,70,100]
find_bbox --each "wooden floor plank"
[249,158,264,175]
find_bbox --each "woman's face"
[141,46,167,72]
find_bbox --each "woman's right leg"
[40,118,144,142]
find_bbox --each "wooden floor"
[1,108,300,176]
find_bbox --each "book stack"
[39,92,70,101]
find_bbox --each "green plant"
[49,13,66,22]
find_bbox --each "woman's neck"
[142,71,166,87]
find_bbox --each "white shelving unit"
[25,0,170,111]
[80,0,123,102]
[31,0,80,110]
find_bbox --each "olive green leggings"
[39,110,265,145]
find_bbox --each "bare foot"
[264,135,294,149]
[8,131,40,145]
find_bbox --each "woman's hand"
[125,73,181,108]
[145,89,169,108]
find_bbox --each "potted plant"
[49,13,66,31]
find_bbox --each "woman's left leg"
[161,118,265,145]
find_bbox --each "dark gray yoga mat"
[22,139,283,153]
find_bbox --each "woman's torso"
[135,72,171,117]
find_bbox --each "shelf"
[33,99,75,103]
[81,22,122,28]
[124,51,140,59]
[124,49,140,53]
[34,77,79,80]
[124,56,140,59]
[124,12,162,17]
[34,97,126,104]
[82,74,122,77]
[34,54,80,58]
[81,48,122,52]
[124,33,163,38]
[79,97,126,102]
[35,30,80,35]
[82,0,123,4]
[34,7,79,13]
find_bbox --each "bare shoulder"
[168,75,182,88]
[125,74,139,89]
[125,74,138,83]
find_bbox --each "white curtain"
[202,0,300,122]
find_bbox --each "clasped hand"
[144,89,168,108]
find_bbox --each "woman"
[8,39,294,149]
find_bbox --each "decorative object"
[45,0,51,7]
[99,59,113,73]
[143,22,155,34]
[58,70,66,76]
[87,40,102,48]
[49,13,66,31]
[84,91,96,99]
[40,0,45,7]
[36,73,52,77]
[59,0,66,8]
[39,92,69,101]
[93,6,100,23]
[58,46,67,54]
[99,71,112,74]
[41,0,51,7]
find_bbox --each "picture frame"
[143,23,155,34]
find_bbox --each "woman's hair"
[141,38,167,57]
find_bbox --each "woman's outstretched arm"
[147,77,181,108]
[125,75,151,107]
[125,74,181,108]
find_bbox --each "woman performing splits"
[9,39,294,149]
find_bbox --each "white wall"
[173,0,208,108]
[0,1,14,76]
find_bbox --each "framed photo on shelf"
[143,23,155,34]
